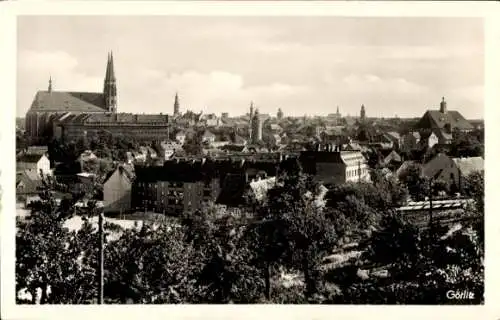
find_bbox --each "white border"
[1,2,499,320]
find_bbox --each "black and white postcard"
[1,1,499,320]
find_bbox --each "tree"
[398,163,430,201]
[183,132,204,156]
[259,173,338,300]
[340,214,484,304]
[16,196,81,304]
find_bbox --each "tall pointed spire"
[103,51,117,113]
[173,92,180,115]
[48,75,52,93]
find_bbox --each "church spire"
[174,92,180,115]
[48,76,52,93]
[360,104,366,122]
[103,51,117,113]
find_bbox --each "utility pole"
[428,178,433,235]
[98,209,104,304]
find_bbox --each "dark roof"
[17,153,45,163]
[417,110,473,130]
[67,113,169,124]
[103,164,135,184]
[299,151,343,164]
[422,153,453,178]
[135,160,218,183]
[29,91,107,113]
[16,170,42,192]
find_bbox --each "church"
[415,97,474,144]
[25,52,172,142]
[25,52,117,139]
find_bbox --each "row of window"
[346,167,369,178]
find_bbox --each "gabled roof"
[417,110,473,130]
[16,170,42,191]
[452,157,484,176]
[422,153,454,178]
[396,160,419,178]
[17,153,45,163]
[103,164,135,185]
[29,91,107,113]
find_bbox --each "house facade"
[103,165,135,213]
[299,145,370,185]
[16,154,51,177]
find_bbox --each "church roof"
[29,91,107,113]
[417,110,473,130]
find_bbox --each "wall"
[103,168,133,213]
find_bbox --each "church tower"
[174,92,180,116]
[48,76,53,93]
[252,108,262,143]
[277,107,283,120]
[248,101,254,141]
[103,51,117,113]
[360,104,366,122]
[440,97,447,114]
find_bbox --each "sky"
[17,16,484,119]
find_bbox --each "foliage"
[343,214,484,304]
[258,173,338,299]
[398,163,430,201]
[16,196,84,304]
[461,171,484,215]
[16,167,484,304]
[183,131,204,156]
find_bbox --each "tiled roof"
[417,110,473,130]
[452,157,484,176]
[29,91,107,113]
[135,114,169,123]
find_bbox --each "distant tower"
[252,108,262,143]
[103,51,117,113]
[360,104,366,122]
[440,96,447,113]
[277,108,283,120]
[248,101,254,141]
[174,92,180,116]
[336,106,340,117]
[48,76,52,93]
